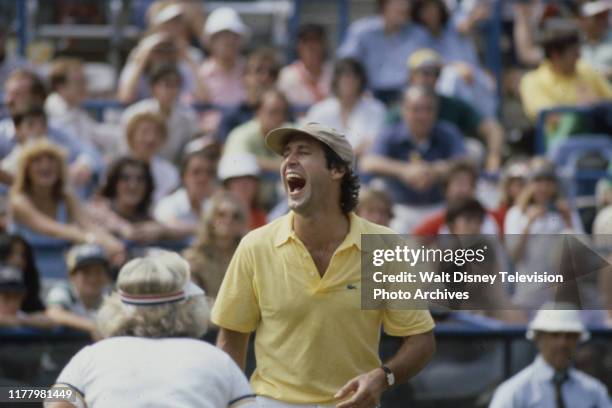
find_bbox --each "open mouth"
[286,173,306,195]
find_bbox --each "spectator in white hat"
[198,7,251,107]
[147,1,204,64]
[218,152,266,230]
[490,304,610,408]
[579,0,612,80]
[117,32,202,104]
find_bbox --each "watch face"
[387,372,395,386]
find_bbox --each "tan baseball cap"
[407,48,444,70]
[265,122,354,164]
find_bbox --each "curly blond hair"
[97,251,209,339]
[10,139,69,201]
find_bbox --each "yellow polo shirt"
[211,212,435,404]
[520,60,612,121]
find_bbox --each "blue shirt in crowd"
[369,120,466,205]
[489,355,611,408]
[337,16,431,93]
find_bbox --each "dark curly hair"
[322,144,360,214]
[411,0,450,29]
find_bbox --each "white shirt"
[277,61,333,107]
[56,336,256,408]
[490,355,611,408]
[153,187,201,226]
[46,281,107,320]
[504,205,584,308]
[304,95,386,150]
[150,156,180,203]
[45,93,121,158]
[122,98,199,163]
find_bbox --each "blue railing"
[1,321,610,396]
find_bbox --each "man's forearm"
[385,331,435,384]
[216,327,250,371]
[360,155,406,179]
[479,119,504,159]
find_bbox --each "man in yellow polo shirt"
[519,23,612,122]
[212,122,435,407]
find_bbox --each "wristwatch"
[381,366,395,387]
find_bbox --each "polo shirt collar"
[273,211,362,251]
[274,212,295,247]
[390,122,432,152]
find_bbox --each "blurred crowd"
[0,0,610,352]
[0,1,610,406]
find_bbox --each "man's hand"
[400,163,435,191]
[526,204,546,226]
[69,162,93,186]
[335,368,387,408]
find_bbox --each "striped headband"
[119,280,205,306]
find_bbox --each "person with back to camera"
[46,250,256,408]
[212,122,436,408]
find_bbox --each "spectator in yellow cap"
[396,48,504,172]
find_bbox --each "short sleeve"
[593,381,612,407]
[504,206,527,235]
[224,353,256,407]
[211,239,261,333]
[153,197,175,224]
[336,23,363,59]
[46,284,73,309]
[55,345,92,397]
[488,383,518,408]
[382,308,435,337]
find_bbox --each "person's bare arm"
[360,154,408,178]
[216,327,251,371]
[478,118,504,172]
[10,194,87,243]
[0,168,13,185]
[46,306,97,334]
[44,387,85,408]
[383,330,436,383]
[361,154,438,191]
[44,401,78,408]
[117,59,147,104]
[18,312,57,330]
[335,331,436,408]
[599,257,612,325]
[67,194,124,256]
[513,3,543,66]
[456,3,491,35]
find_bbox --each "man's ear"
[330,165,346,181]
